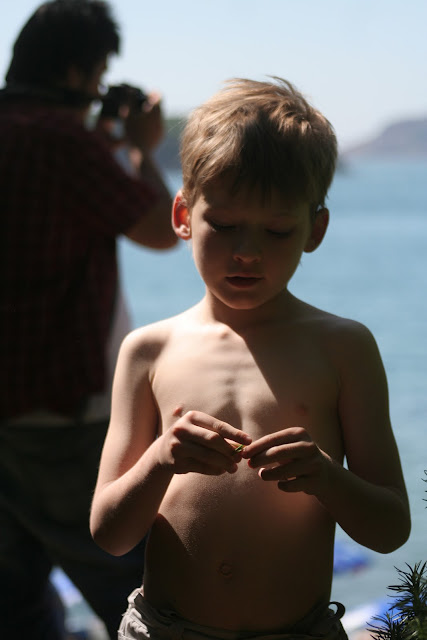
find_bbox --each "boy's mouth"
[226,276,262,288]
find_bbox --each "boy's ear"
[172,190,191,240]
[304,207,329,253]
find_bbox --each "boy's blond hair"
[180,77,337,210]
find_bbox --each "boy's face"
[173,182,328,313]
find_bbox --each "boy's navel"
[218,561,233,581]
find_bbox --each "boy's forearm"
[90,443,173,556]
[318,458,411,553]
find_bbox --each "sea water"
[118,159,427,615]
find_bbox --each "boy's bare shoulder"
[294,296,378,352]
[120,307,198,360]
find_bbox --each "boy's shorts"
[118,588,349,640]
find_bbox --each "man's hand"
[125,92,164,152]
[242,427,332,495]
[156,410,252,476]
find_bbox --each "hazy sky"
[1,0,426,149]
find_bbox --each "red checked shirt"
[0,102,156,419]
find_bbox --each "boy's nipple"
[172,405,184,418]
[295,402,309,417]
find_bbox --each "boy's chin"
[214,293,282,313]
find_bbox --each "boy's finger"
[188,411,252,446]
[180,441,239,473]
[242,427,308,458]
[174,423,247,462]
[247,441,313,470]
[258,460,303,481]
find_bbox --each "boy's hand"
[242,427,331,495]
[157,410,252,476]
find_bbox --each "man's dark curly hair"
[5,0,120,87]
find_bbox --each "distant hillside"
[343,116,427,158]
[156,113,427,169]
[155,115,186,171]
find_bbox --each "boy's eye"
[209,221,236,232]
[266,229,293,238]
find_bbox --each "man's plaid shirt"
[0,102,156,419]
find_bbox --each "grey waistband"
[122,588,347,640]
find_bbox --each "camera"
[99,83,148,119]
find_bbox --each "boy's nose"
[233,231,261,263]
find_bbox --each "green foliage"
[368,474,427,639]
[368,563,427,638]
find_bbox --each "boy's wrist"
[153,435,181,477]
[313,453,340,503]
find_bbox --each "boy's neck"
[198,288,297,333]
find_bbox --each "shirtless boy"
[90,78,411,640]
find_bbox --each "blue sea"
[118,158,427,619]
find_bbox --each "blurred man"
[0,2,177,638]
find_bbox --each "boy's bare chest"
[152,328,338,443]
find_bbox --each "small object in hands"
[234,444,245,453]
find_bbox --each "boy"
[90,78,411,639]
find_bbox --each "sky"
[1,0,426,150]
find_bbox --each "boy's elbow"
[90,523,131,557]
[89,511,127,557]
[377,511,411,554]
[391,524,411,554]
[377,532,410,554]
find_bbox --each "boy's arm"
[90,328,250,557]
[89,329,171,556]
[321,321,411,552]
[243,322,410,553]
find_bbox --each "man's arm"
[124,151,176,249]
[96,91,177,249]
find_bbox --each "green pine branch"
[368,562,427,639]
[368,473,427,639]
